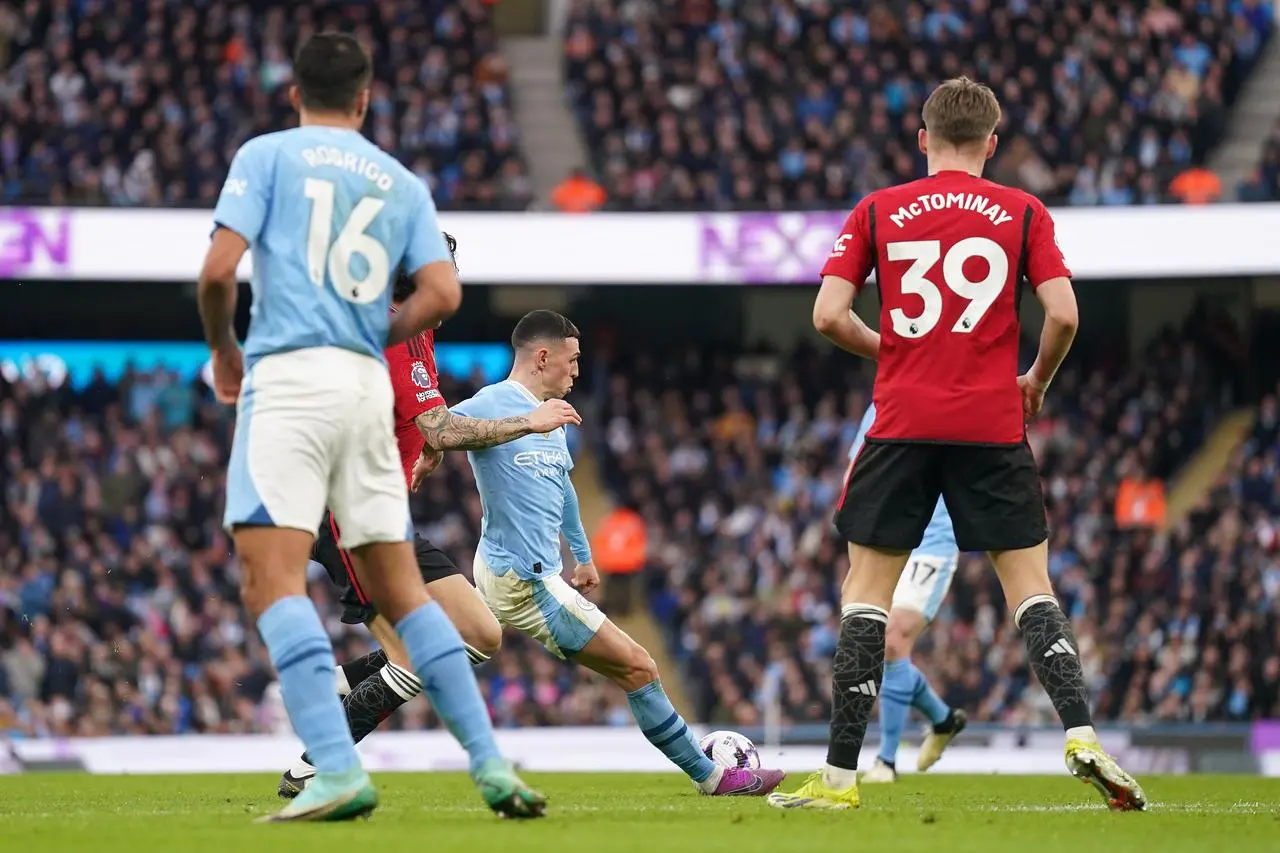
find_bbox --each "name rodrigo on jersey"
[301,145,396,191]
[889,192,1015,229]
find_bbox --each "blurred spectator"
[551,167,608,213]
[1242,118,1280,201]
[1115,473,1168,530]
[1169,166,1223,205]
[1,0,533,210]
[563,0,1273,210]
[593,504,647,615]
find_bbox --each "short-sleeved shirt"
[452,380,573,581]
[212,126,451,368]
[823,171,1071,445]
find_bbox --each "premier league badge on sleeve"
[410,361,433,390]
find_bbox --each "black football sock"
[826,604,889,774]
[931,709,962,735]
[339,649,389,693]
[301,663,423,766]
[1015,595,1093,731]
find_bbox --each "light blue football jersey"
[452,380,591,582]
[212,126,451,368]
[849,403,958,555]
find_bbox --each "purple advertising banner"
[697,211,847,284]
[1252,721,1280,754]
[0,208,72,278]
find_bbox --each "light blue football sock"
[908,659,951,725]
[396,601,502,775]
[628,680,717,782]
[258,596,359,774]
[878,658,915,765]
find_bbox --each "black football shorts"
[835,439,1048,553]
[313,511,463,625]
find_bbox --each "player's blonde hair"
[922,77,1001,148]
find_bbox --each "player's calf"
[572,620,784,796]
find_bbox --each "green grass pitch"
[1,773,1277,853]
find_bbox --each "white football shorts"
[472,551,606,659]
[223,346,410,549]
[892,552,959,622]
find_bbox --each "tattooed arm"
[415,405,535,451]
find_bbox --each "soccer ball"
[698,730,760,770]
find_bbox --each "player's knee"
[884,610,924,661]
[238,565,275,618]
[466,616,503,659]
[620,647,660,692]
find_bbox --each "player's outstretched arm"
[813,274,881,360]
[414,399,580,452]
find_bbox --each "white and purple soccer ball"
[698,730,760,770]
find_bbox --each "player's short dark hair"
[922,76,1001,148]
[393,232,457,301]
[294,33,373,113]
[511,310,580,350]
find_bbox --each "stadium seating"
[594,316,1278,725]
[0,370,606,736]
[1239,118,1280,201]
[562,0,1274,210]
[0,0,532,210]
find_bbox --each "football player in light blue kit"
[451,310,785,797]
[847,404,968,783]
[197,33,544,823]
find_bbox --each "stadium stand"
[562,0,1275,211]
[1239,117,1280,201]
[0,370,620,736]
[0,0,532,210]
[594,314,1280,726]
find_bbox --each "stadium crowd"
[1239,117,1280,202]
[563,0,1275,210]
[595,313,1280,727]
[0,0,533,210]
[1,307,1276,735]
[0,368,624,737]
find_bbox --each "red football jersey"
[384,328,444,485]
[823,171,1071,445]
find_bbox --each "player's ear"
[986,135,998,161]
[288,85,302,113]
[917,129,928,156]
[355,88,371,121]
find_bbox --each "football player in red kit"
[279,233,580,797]
[768,78,1145,813]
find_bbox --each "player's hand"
[1017,373,1048,420]
[211,346,244,404]
[410,446,444,491]
[570,561,600,596]
[528,399,581,434]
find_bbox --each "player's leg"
[571,614,786,796]
[228,352,375,822]
[281,543,504,798]
[951,444,1145,811]
[311,511,388,696]
[769,443,935,811]
[331,361,543,819]
[866,552,965,782]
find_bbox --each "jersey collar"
[505,379,541,405]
